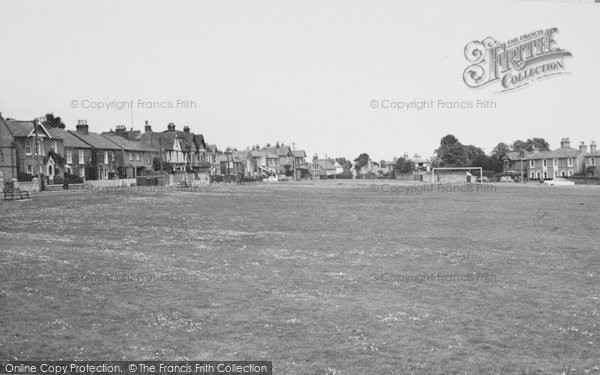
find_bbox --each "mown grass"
[1,181,599,374]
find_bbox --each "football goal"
[431,167,483,183]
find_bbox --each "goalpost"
[431,167,483,183]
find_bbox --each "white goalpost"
[431,167,483,183]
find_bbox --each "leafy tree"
[394,157,414,174]
[463,145,486,167]
[42,113,66,129]
[335,158,352,172]
[353,153,370,172]
[436,134,467,166]
[491,142,511,158]
[512,138,550,152]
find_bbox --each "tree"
[435,134,467,166]
[491,142,511,158]
[463,145,486,167]
[42,113,66,129]
[394,157,414,174]
[354,153,370,172]
[335,158,352,173]
[512,138,550,152]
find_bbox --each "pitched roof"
[102,134,160,152]
[138,131,197,152]
[47,128,91,149]
[69,130,122,150]
[314,159,337,170]
[5,120,52,138]
[525,147,581,159]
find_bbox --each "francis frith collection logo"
[463,28,572,92]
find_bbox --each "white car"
[499,176,514,183]
[543,178,575,186]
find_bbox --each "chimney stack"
[590,141,597,153]
[115,125,126,134]
[144,120,152,133]
[560,137,570,149]
[167,122,175,132]
[579,141,587,153]
[76,120,89,134]
[183,126,190,134]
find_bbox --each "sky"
[0,0,598,162]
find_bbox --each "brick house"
[501,151,528,177]
[310,154,341,178]
[69,120,121,180]
[0,114,18,181]
[101,133,160,178]
[139,122,198,173]
[525,138,586,180]
[4,119,61,182]
[47,127,92,179]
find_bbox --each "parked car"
[543,178,575,186]
[499,176,514,183]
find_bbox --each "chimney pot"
[590,141,597,153]
[76,120,89,134]
[167,122,175,132]
[183,126,190,134]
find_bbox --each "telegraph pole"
[292,142,296,181]
[33,118,41,191]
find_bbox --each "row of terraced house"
[0,114,312,185]
[501,138,600,179]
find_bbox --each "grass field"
[1,181,599,374]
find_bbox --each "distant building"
[525,138,587,180]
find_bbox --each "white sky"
[0,0,598,161]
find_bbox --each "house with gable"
[3,118,62,182]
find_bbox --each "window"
[543,159,547,168]
[52,140,58,152]
[543,171,547,179]
[80,167,85,177]
[104,152,109,164]
[530,171,535,179]
[503,160,509,169]
[136,152,140,161]
[529,159,534,168]
[38,142,44,156]
[129,152,133,161]
[568,170,573,176]
[561,170,566,177]
[553,159,558,168]
[567,158,573,167]
[312,161,319,170]
[66,149,72,163]
[536,171,541,179]
[27,165,32,174]
[591,158,596,166]
[78,149,84,164]
[25,139,32,155]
